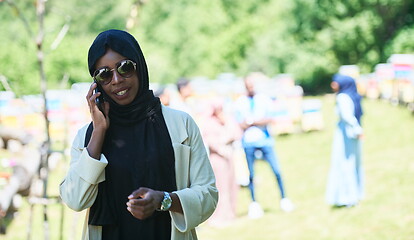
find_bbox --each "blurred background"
[0,0,413,239]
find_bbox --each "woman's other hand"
[127,187,164,220]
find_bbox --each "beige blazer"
[60,105,218,240]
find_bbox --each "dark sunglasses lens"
[118,60,135,77]
[94,68,112,84]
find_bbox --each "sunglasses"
[93,59,137,85]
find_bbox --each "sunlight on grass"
[2,96,414,240]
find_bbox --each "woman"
[326,74,364,207]
[59,29,218,239]
[200,98,241,227]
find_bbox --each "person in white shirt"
[235,74,294,218]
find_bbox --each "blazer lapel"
[162,105,188,144]
[161,105,190,189]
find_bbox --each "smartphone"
[94,85,105,113]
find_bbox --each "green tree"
[2,0,414,95]
[288,0,414,92]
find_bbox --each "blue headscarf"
[333,74,363,124]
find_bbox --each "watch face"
[161,192,172,211]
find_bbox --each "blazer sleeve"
[59,124,108,211]
[337,93,363,138]
[170,114,218,232]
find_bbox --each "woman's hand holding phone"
[87,83,110,131]
[86,83,110,159]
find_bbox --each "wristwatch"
[157,192,172,211]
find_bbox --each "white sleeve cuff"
[170,188,202,232]
[73,148,108,184]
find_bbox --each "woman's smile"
[116,89,128,96]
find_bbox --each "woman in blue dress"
[326,74,364,207]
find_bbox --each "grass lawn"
[1,95,414,240]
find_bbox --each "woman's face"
[95,48,139,105]
[331,81,339,93]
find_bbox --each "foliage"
[1,0,414,95]
[289,0,414,82]
[0,0,130,95]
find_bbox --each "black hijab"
[85,29,176,239]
